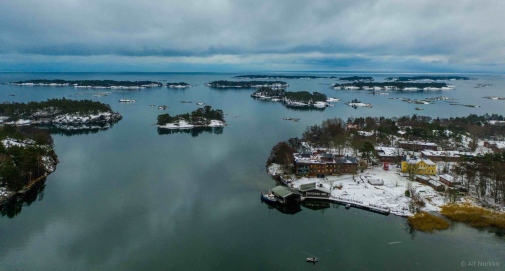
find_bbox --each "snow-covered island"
[334,82,455,91]
[385,76,470,82]
[157,106,225,130]
[206,80,288,89]
[234,75,338,79]
[10,79,163,89]
[0,99,122,129]
[166,82,193,89]
[346,99,372,108]
[251,87,333,109]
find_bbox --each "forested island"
[234,75,338,79]
[10,79,162,89]
[0,98,122,128]
[385,76,470,82]
[251,87,331,109]
[0,125,58,204]
[338,76,374,82]
[333,82,454,91]
[205,80,288,89]
[157,106,225,129]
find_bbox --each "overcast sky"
[1,0,504,72]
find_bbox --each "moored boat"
[261,191,277,204]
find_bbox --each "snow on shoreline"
[2,112,122,126]
[272,164,455,217]
[158,119,225,129]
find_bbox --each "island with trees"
[265,113,505,232]
[157,106,225,130]
[250,87,334,109]
[0,98,122,129]
[0,125,58,205]
[234,75,338,79]
[338,76,374,82]
[10,79,163,89]
[205,80,288,89]
[333,81,454,91]
[385,76,471,82]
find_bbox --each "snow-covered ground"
[275,165,451,217]
[1,138,35,148]
[346,102,372,108]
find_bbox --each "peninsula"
[157,106,225,129]
[266,114,505,231]
[0,125,58,205]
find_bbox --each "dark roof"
[271,186,300,198]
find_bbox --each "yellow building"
[401,156,436,175]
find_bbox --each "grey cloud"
[0,0,504,70]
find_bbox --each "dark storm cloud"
[0,0,504,71]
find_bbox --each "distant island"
[333,82,454,91]
[234,75,337,79]
[157,105,225,129]
[0,125,58,205]
[10,79,162,89]
[0,98,122,128]
[338,76,374,82]
[385,76,470,82]
[166,82,193,88]
[205,80,288,89]
[251,87,333,109]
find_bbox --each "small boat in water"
[345,204,351,209]
[261,191,277,204]
[306,257,319,263]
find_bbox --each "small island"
[206,80,288,89]
[250,88,332,109]
[166,82,193,89]
[346,99,372,108]
[234,75,338,79]
[157,106,225,129]
[385,76,470,82]
[338,76,374,82]
[10,79,163,89]
[333,82,454,91]
[0,98,122,129]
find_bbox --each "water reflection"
[37,124,115,136]
[157,127,224,137]
[0,179,46,218]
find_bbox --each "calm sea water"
[0,72,504,270]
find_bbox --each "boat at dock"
[260,191,277,204]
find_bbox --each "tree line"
[0,98,114,121]
[157,106,224,126]
[0,125,57,191]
